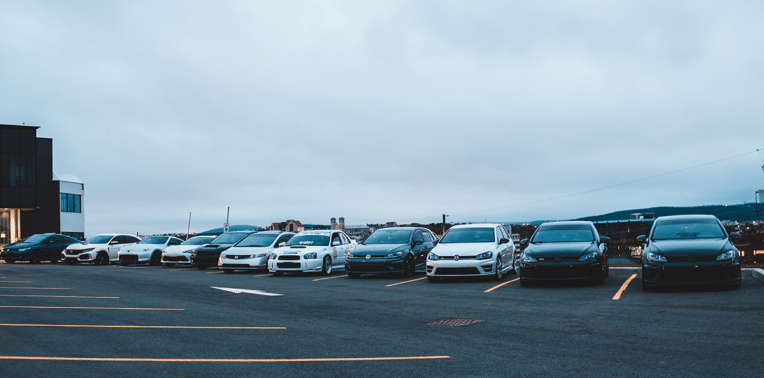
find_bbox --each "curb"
[745,268,764,284]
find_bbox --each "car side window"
[170,238,182,246]
[276,234,292,246]
[340,234,350,245]
[414,232,424,243]
[331,234,341,245]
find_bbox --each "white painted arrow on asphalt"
[210,287,283,297]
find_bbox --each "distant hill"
[198,225,265,235]
[576,203,763,222]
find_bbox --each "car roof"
[256,231,293,235]
[538,221,594,227]
[450,223,503,229]
[654,214,720,222]
[374,227,426,231]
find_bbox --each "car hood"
[67,243,104,251]
[3,242,34,250]
[164,245,200,254]
[354,244,407,255]
[228,246,275,254]
[197,244,234,253]
[523,242,596,257]
[273,245,329,255]
[649,239,731,256]
[431,243,495,257]
[121,244,164,253]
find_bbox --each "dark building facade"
[0,124,66,245]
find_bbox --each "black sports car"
[345,227,438,278]
[191,231,255,269]
[639,215,741,290]
[519,221,610,286]
[1,233,81,263]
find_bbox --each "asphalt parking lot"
[0,262,762,378]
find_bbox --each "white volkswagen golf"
[268,230,356,275]
[426,223,516,282]
[219,231,295,273]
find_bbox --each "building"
[1,124,82,246]
[54,173,85,240]
[271,219,304,233]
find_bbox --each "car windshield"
[363,230,412,245]
[531,224,594,243]
[181,236,214,245]
[236,234,279,247]
[210,233,249,245]
[85,235,114,244]
[19,234,49,244]
[286,234,330,246]
[440,228,495,244]
[651,219,726,240]
[139,236,169,245]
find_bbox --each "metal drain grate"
[427,318,484,327]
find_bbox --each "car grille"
[226,255,250,260]
[196,251,218,256]
[277,262,301,268]
[164,256,189,262]
[222,263,250,268]
[666,255,717,263]
[537,256,580,262]
[441,256,475,260]
[278,255,300,261]
[435,267,481,275]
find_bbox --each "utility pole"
[186,212,192,240]
[224,207,230,233]
[442,214,449,236]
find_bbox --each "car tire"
[348,272,361,279]
[492,256,504,281]
[322,256,332,275]
[508,253,517,275]
[95,253,108,266]
[149,251,161,266]
[402,256,414,278]
[427,276,440,283]
[4,258,16,264]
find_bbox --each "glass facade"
[60,193,82,213]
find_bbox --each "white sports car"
[161,235,215,267]
[118,236,184,266]
[219,231,295,273]
[268,230,356,275]
[426,223,516,282]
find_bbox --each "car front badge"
[366,255,371,260]
[454,255,459,261]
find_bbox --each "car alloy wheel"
[150,252,161,266]
[322,256,332,275]
[402,256,414,278]
[95,253,108,266]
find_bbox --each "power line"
[452,148,764,218]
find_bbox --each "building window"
[60,193,82,213]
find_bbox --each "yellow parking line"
[386,277,427,287]
[207,271,223,274]
[0,281,32,283]
[0,287,70,290]
[0,295,118,299]
[312,275,347,282]
[484,278,520,293]
[0,324,285,329]
[0,306,183,311]
[0,355,451,362]
[612,274,637,301]
[253,274,271,277]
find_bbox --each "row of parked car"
[0,215,742,290]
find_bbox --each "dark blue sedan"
[1,233,81,263]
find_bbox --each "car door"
[411,230,427,264]
[497,226,512,267]
[338,233,353,265]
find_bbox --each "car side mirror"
[499,238,509,244]
[600,236,610,243]
[636,235,646,242]
[278,242,286,247]
[432,240,438,246]
[109,240,119,245]
[332,241,340,246]
[520,238,529,244]
[413,240,423,246]
[730,232,741,239]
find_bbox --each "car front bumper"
[62,252,95,263]
[118,253,150,264]
[345,258,405,275]
[426,258,498,277]
[220,256,268,271]
[519,261,602,281]
[268,258,325,273]
[161,253,192,265]
[642,262,741,286]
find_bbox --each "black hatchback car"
[191,231,256,269]
[519,221,610,286]
[1,233,81,263]
[638,215,741,290]
[345,227,438,278]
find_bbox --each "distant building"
[330,217,346,231]
[0,124,82,246]
[271,219,304,233]
[343,224,373,240]
[54,173,85,240]
[630,213,655,220]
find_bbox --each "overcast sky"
[1,0,763,236]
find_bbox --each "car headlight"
[579,252,597,262]
[428,253,440,261]
[347,253,355,260]
[253,253,267,258]
[521,253,537,263]
[385,251,403,259]
[475,251,493,260]
[717,250,737,261]
[270,252,277,259]
[645,252,667,263]
[304,252,317,260]
[220,254,227,259]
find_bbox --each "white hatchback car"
[268,230,356,275]
[62,234,142,265]
[118,236,184,266]
[426,223,516,282]
[161,235,215,267]
[219,231,295,273]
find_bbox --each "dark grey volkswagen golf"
[638,215,741,290]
